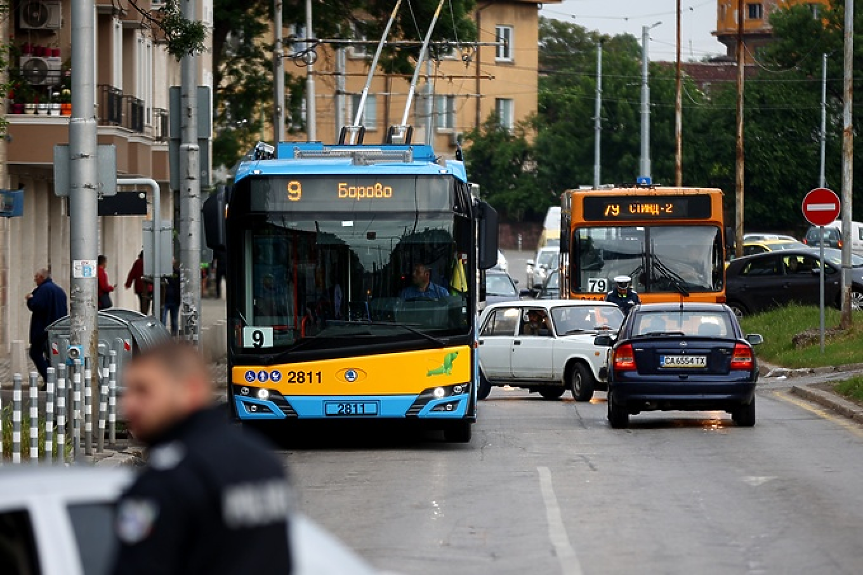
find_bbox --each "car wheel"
[607,391,629,429]
[727,301,747,318]
[477,370,492,401]
[539,387,566,400]
[734,398,756,427]
[852,291,863,312]
[443,421,472,443]
[569,363,595,402]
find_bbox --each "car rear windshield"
[806,227,840,241]
[633,311,734,338]
[551,305,623,333]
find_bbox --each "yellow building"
[714,0,831,61]
[305,0,558,156]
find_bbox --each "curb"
[94,447,145,468]
[790,385,863,424]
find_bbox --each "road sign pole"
[820,226,825,354]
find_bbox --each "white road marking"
[537,466,584,575]
[742,476,777,487]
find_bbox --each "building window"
[351,94,377,130]
[349,22,368,58]
[435,95,455,130]
[495,26,513,61]
[495,98,513,130]
[809,3,821,18]
[747,3,763,20]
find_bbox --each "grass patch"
[834,376,863,403]
[739,304,863,368]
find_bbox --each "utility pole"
[69,0,99,375]
[734,0,745,259]
[273,0,285,142]
[335,47,346,140]
[305,0,316,141]
[640,23,660,181]
[674,0,682,187]
[180,0,201,345]
[820,52,827,189]
[425,59,434,146]
[594,41,602,189]
[840,0,854,327]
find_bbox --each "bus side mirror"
[478,200,499,270]
[203,185,229,250]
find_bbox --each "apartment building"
[305,0,558,155]
[0,0,213,355]
[714,0,830,61]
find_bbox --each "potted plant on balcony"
[49,91,61,116]
[59,64,72,116]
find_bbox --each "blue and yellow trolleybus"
[219,142,498,442]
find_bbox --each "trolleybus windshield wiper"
[651,255,690,297]
[356,321,448,347]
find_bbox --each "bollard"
[84,358,92,457]
[12,373,22,464]
[57,364,66,464]
[29,372,39,462]
[45,368,55,463]
[98,363,108,453]
[72,359,81,462]
[108,351,117,447]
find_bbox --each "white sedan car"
[477,299,624,401]
[0,467,379,575]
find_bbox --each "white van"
[804,221,863,256]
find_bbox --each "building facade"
[0,0,213,356]
[714,0,830,61]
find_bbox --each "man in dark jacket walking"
[26,268,68,381]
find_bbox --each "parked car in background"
[484,269,521,305]
[478,300,624,401]
[596,303,763,429]
[743,233,797,242]
[803,221,863,256]
[739,240,807,257]
[0,467,380,575]
[527,246,558,288]
[535,269,560,300]
[725,248,863,317]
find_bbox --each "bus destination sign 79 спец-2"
[582,194,712,222]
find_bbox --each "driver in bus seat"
[255,274,287,317]
[400,263,449,300]
[579,238,604,271]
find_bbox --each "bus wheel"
[539,387,566,400]
[727,301,747,318]
[478,370,492,400]
[444,422,472,443]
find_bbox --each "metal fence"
[1,351,119,465]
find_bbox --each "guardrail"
[1,352,119,465]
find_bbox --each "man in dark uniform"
[111,342,291,575]
[605,275,641,317]
[26,268,67,382]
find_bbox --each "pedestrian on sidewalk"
[26,268,67,382]
[111,342,292,575]
[98,254,116,310]
[125,250,153,315]
[161,260,181,336]
[213,246,226,299]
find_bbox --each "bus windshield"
[230,181,472,353]
[572,225,724,295]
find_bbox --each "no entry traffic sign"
[802,188,841,226]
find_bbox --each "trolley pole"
[305,0,316,141]
[593,41,602,189]
[734,0,745,259]
[69,0,99,377]
[273,0,286,142]
[674,0,682,187]
[640,23,660,181]
[180,0,202,345]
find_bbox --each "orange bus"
[560,186,726,303]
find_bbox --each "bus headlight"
[433,387,446,399]
[257,388,270,400]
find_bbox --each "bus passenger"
[605,275,641,317]
[401,263,449,300]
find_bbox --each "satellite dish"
[22,1,49,28]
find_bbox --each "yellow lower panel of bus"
[232,345,472,396]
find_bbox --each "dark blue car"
[596,303,763,429]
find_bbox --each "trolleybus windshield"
[230,175,472,353]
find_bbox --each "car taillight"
[838,239,843,248]
[731,343,754,370]
[613,343,636,371]
[802,238,808,244]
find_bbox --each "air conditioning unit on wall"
[449,131,463,146]
[20,0,62,30]
[20,56,62,86]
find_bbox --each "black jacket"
[27,278,67,343]
[111,407,292,575]
[605,288,641,316]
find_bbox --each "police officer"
[605,275,641,317]
[111,342,292,575]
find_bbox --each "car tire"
[727,301,747,318]
[733,398,756,427]
[443,421,472,443]
[569,363,595,402]
[478,370,492,401]
[607,391,629,429]
[852,290,863,312]
[539,387,566,400]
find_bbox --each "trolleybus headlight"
[257,388,270,400]
[433,387,446,399]
[453,385,464,395]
